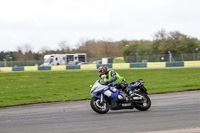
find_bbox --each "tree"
[122,40,151,56]
[74,39,122,58]
[58,41,71,53]
[14,44,34,60]
[153,29,168,41]
[14,46,24,60]
[152,30,200,54]
[176,36,200,53]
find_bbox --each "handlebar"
[97,79,103,83]
[137,79,145,83]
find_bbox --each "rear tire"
[90,97,109,114]
[134,94,151,111]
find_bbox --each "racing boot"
[125,88,134,97]
[129,91,134,97]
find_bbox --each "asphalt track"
[0,91,200,133]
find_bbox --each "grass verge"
[0,68,199,107]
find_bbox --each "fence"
[0,53,199,67]
[1,61,200,72]
[125,53,200,63]
[0,60,43,67]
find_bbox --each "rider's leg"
[117,81,134,97]
[124,88,134,97]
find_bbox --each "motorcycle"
[90,79,151,114]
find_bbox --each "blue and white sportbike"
[90,79,151,114]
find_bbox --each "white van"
[42,53,87,66]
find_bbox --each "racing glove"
[102,81,110,85]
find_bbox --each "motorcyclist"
[98,66,134,109]
[98,66,133,94]
[98,66,133,95]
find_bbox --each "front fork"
[100,94,104,104]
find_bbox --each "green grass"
[0,68,200,107]
[113,59,125,63]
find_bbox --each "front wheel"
[90,97,109,114]
[134,94,151,111]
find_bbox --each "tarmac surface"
[0,90,200,133]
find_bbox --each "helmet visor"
[98,71,105,77]
[98,72,102,77]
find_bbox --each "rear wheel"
[90,97,109,114]
[134,94,151,111]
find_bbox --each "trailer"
[42,53,87,66]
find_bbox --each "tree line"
[122,29,200,57]
[1,29,200,61]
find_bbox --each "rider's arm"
[102,71,117,85]
[109,71,117,83]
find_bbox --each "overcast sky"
[0,0,200,52]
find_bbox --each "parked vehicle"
[90,79,151,114]
[92,60,102,64]
[77,62,89,65]
[68,61,81,65]
[42,53,87,66]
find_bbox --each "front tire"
[90,97,109,114]
[134,94,151,111]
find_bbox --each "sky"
[0,0,200,52]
